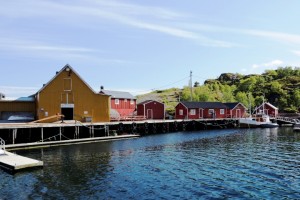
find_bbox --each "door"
[199,108,203,118]
[61,108,73,120]
[147,109,153,119]
[236,109,241,118]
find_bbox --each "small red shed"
[223,102,247,118]
[254,102,278,117]
[175,101,228,119]
[137,100,165,119]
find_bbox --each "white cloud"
[291,50,300,56]
[239,60,284,75]
[252,60,283,69]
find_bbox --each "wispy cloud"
[0,0,234,48]
[243,30,300,45]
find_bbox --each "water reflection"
[1,128,300,199]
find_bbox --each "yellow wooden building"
[35,64,110,122]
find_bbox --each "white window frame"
[190,109,196,115]
[63,78,72,91]
[115,99,119,105]
[220,109,225,115]
[179,109,183,115]
[130,99,134,105]
[209,109,214,114]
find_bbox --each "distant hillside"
[137,67,300,113]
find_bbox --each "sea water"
[0,127,300,199]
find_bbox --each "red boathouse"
[175,101,228,119]
[137,100,165,119]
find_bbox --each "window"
[220,109,225,115]
[190,109,196,115]
[209,109,214,114]
[115,99,119,105]
[130,99,134,105]
[64,78,72,91]
[179,109,183,115]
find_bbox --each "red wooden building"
[137,100,165,119]
[175,101,228,119]
[100,89,136,119]
[254,102,278,117]
[223,102,247,118]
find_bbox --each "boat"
[239,117,261,128]
[239,113,279,128]
[239,94,279,128]
[293,123,300,132]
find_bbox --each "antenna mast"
[189,70,193,101]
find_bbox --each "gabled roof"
[138,100,163,105]
[256,102,278,110]
[36,64,108,96]
[223,102,247,110]
[100,90,136,99]
[180,101,228,109]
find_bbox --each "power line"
[133,76,190,94]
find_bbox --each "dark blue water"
[1,128,300,199]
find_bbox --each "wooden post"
[41,128,44,142]
[12,129,17,144]
[59,127,62,141]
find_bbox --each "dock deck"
[0,151,43,172]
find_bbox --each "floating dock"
[0,151,43,173]
[6,134,140,150]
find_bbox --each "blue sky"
[1,0,300,98]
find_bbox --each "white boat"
[239,113,278,128]
[294,123,300,132]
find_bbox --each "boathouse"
[35,64,110,122]
[175,101,228,119]
[223,102,247,118]
[0,97,35,122]
[100,89,136,120]
[137,100,165,119]
[254,102,278,117]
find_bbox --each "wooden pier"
[0,119,238,149]
[0,151,43,172]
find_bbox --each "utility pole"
[189,70,193,101]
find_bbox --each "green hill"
[137,66,300,114]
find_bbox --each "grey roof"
[15,96,35,102]
[180,101,228,109]
[224,102,247,110]
[100,90,136,99]
[138,100,163,105]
